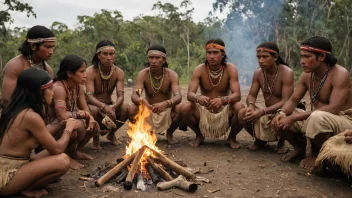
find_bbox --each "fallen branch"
[124,147,146,190]
[156,175,198,192]
[96,146,144,186]
[146,163,161,184]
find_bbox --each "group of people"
[0,25,352,197]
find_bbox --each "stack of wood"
[94,145,198,192]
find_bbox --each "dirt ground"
[14,86,352,198]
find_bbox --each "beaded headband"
[41,80,53,89]
[300,45,331,54]
[27,37,56,43]
[256,47,278,55]
[205,43,225,51]
[96,46,116,53]
[148,50,167,58]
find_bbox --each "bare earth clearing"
[13,86,352,198]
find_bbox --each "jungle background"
[1,0,352,85]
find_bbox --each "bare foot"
[22,189,48,197]
[247,143,263,151]
[227,139,241,149]
[107,132,122,146]
[280,148,305,162]
[91,136,102,150]
[69,157,85,170]
[300,155,316,170]
[189,135,204,147]
[167,135,179,145]
[72,151,95,160]
[275,146,289,154]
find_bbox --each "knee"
[180,102,194,116]
[120,103,130,117]
[55,153,70,172]
[129,104,138,117]
[89,105,99,119]
[308,110,326,123]
[233,102,245,112]
[238,108,246,122]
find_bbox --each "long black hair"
[301,36,338,67]
[91,40,116,68]
[54,54,86,81]
[0,68,52,142]
[18,25,55,70]
[145,44,168,68]
[257,42,289,66]
[205,38,228,66]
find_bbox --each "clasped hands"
[197,95,223,113]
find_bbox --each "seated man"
[272,36,352,170]
[130,44,182,145]
[238,42,294,153]
[86,40,129,149]
[180,38,243,148]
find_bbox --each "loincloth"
[146,108,172,134]
[196,104,229,139]
[0,155,29,190]
[252,105,277,142]
[289,108,352,139]
[315,131,352,176]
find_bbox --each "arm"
[131,70,150,107]
[1,63,22,108]
[169,71,182,105]
[26,111,76,154]
[85,67,105,109]
[52,85,72,121]
[227,63,241,104]
[187,65,201,103]
[112,68,125,109]
[45,64,54,79]
[263,68,294,115]
[246,70,261,106]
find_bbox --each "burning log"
[114,168,128,183]
[146,163,161,184]
[156,175,198,192]
[146,146,196,180]
[146,157,173,181]
[124,146,146,190]
[96,146,145,186]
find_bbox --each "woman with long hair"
[52,54,99,169]
[0,68,78,197]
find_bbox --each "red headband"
[256,47,278,55]
[41,80,53,90]
[205,43,225,51]
[300,45,331,54]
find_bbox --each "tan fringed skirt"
[0,155,29,190]
[147,108,172,134]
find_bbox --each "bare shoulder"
[192,63,205,76]
[86,65,97,73]
[253,68,262,78]
[280,65,294,77]
[331,64,349,80]
[23,109,42,123]
[52,82,66,94]
[3,55,26,75]
[114,65,125,75]
[225,62,238,72]
[44,63,54,78]
[165,68,178,78]
[137,68,149,77]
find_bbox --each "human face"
[300,50,321,73]
[206,48,224,66]
[68,63,87,85]
[32,41,55,61]
[148,54,165,72]
[43,86,54,105]
[256,51,277,70]
[98,47,115,67]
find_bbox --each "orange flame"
[126,102,161,160]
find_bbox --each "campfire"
[92,101,198,192]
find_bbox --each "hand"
[87,116,99,132]
[197,95,210,106]
[271,114,285,131]
[103,105,116,120]
[244,109,263,124]
[276,115,294,131]
[206,98,223,112]
[66,118,79,131]
[143,99,153,110]
[344,130,352,144]
[151,101,169,114]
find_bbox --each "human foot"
[72,151,95,160]
[275,146,289,154]
[300,155,316,170]
[22,189,48,197]
[107,132,122,146]
[167,135,179,145]
[227,139,241,149]
[69,157,85,170]
[280,148,305,162]
[189,135,205,147]
[91,136,102,150]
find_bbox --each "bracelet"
[100,103,106,111]
[195,95,200,103]
[169,99,174,107]
[63,128,72,136]
[262,109,267,115]
[72,111,77,119]
[165,100,171,108]
[248,102,255,107]
[277,109,287,117]
[86,92,93,96]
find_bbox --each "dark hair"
[301,36,338,66]
[205,38,228,66]
[145,44,168,68]
[257,42,289,66]
[54,54,86,81]
[92,40,116,68]
[18,25,55,70]
[0,68,52,142]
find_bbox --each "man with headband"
[86,40,130,149]
[1,25,56,109]
[180,38,243,148]
[237,42,294,153]
[130,44,182,145]
[272,36,352,170]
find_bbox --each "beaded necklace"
[262,64,279,100]
[149,67,164,95]
[206,64,224,87]
[99,63,114,93]
[61,80,78,112]
[310,67,330,110]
